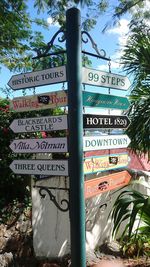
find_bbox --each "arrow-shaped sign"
[82,67,131,90]
[83,114,130,129]
[84,153,129,174]
[9,90,67,112]
[84,170,131,199]
[83,91,130,110]
[10,115,68,133]
[9,137,68,153]
[8,66,66,90]
[10,160,68,176]
[83,134,131,151]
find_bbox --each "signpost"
[82,67,131,90]
[9,90,67,112]
[9,137,68,153]
[9,159,68,176]
[83,134,131,151]
[10,115,68,133]
[84,153,129,174]
[8,66,66,90]
[83,114,131,129]
[83,91,130,110]
[84,170,131,199]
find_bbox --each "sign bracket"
[34,185,70,212]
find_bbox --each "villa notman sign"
[10,137,68,153]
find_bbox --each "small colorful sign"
[82,67,131,90]
[83,114,131,129]
[9,137,68,153]
[84,153,129,174]
[84,170,131,199]
[10,159,68,176]
[9,90,67,112]
[10,115,68,133]
[8,66,66,90]
[83,134,131,151]
[83,91,130,110]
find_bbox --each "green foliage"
[121,21,150,155]
[110,180,150,257]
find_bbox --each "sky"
[0,0,132,101]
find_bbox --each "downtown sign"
[83,134,131,151]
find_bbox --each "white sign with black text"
[10,160,68,176]
[10,115,68,133]
[8,66,66,90]
[10,137,68,153]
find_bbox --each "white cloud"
[47,17,60,27]
[97,19,130,72]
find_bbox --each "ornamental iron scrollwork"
[81,31,110,61]
[35,185,69,212]
[33,28,66,59]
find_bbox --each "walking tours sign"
[84,170,131,199]
[84,153,129,174]
[83,134,131,151]
[10,137,68,153]
[9,160,68,176]
[10,115,68,133]
[8,65,67,90]
[9,90,67,112]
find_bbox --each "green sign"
[83,91,130,110]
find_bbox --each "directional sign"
[84,170,131,199]
[84,153,129,174]
[82,67,131,90]
[83,134,131,151]
[9,90,67,112]
[10,115,68,133]
[10,137,68,153]
[83,114,131,129]
[83,91,130,110]
[10,160,68,176]
[8,66,66,90]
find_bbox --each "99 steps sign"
[82,67,131,90]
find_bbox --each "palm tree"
[121,21,150,156]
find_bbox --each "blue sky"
[0,1,132,100]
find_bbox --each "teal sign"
[83,91,130,110]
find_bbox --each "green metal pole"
[66,7,86,267]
